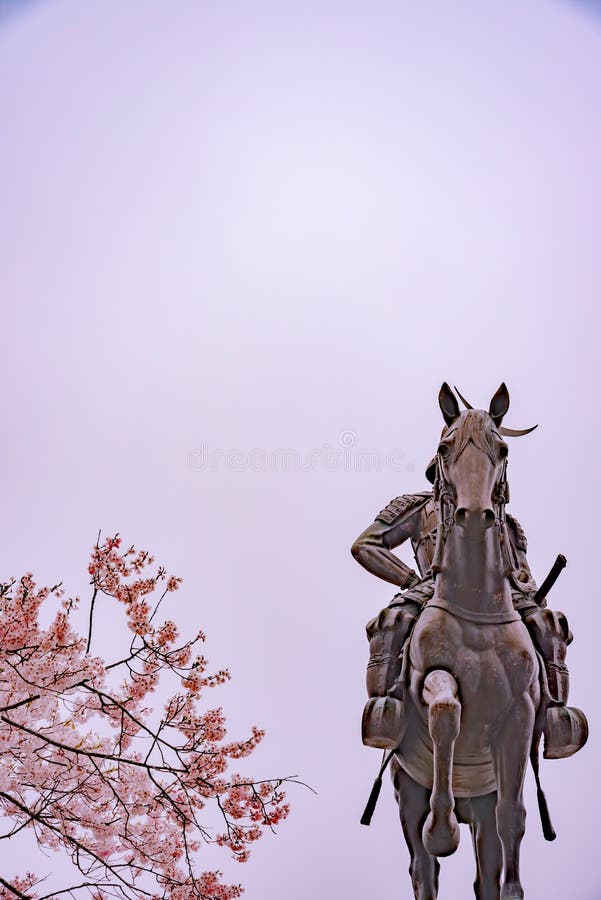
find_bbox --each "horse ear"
[489,382,510,427]
[439,382,460,426]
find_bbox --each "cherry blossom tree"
[0,534,293,899]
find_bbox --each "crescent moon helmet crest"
[453,386,538,437]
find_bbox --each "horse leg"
[492,693,535,900]
[469,794,502,900]
[421,669,461,857]
[392,758,440,900]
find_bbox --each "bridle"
[430,451,454,575]
[430,443,514,578]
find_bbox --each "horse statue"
[353,383,588,900]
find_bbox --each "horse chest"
[410,611,534,694]
[411,609,491,664]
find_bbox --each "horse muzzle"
[454,507,496,530]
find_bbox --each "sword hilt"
[534,554,567,604]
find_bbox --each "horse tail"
[530,736,556,841]
[530,660,556,842]
[360,748,396,826]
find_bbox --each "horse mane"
[442,409,500,466]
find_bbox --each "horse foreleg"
[421,669,461,857]
[392,758,440,900]
[493,693,535,900]
[468,794,502,900]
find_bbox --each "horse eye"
[438,443,450,459]
[499,443,508,459]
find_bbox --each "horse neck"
[435,522,513,615]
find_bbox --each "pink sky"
[1,2,600,897]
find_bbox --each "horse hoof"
[501,884,524,900]
[422,810,460,857]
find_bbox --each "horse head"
[436,382,510,537]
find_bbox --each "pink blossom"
[0,533,291,899]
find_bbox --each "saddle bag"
[543,706,588,760]
[362,695,405,750]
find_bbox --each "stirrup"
[543,705,589,760]
[362,696,405,750]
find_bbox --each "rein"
[429,448,515,591]
[426,597,520,625]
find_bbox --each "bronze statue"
[352,383,587,900]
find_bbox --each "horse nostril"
[483,508,496,528]
[455,508,467,527]
[455,508,495,529]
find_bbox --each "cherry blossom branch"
[84,589,98,655]
[0,716,188,774]
[0,533,294,899]
[0,791,145,898]
[0,876,31,899]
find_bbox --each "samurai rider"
[351,390,588,761]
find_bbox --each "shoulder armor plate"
[506,513,528,552]
[375,491,432,525]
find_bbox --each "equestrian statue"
[352,383,588,900]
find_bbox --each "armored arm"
[351,494,428,589]
[511,530,576,709]
[506,512,540,601]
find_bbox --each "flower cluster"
[0,534,290,899]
